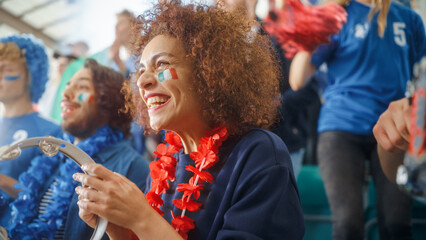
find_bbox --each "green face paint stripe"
[158,68,178,82]
[77,93,91,103]
[4,75,21,81]
[158,72,165,82]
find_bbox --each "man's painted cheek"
[77,93,94,104]
[4,75,21,81]
[158,68,178,82]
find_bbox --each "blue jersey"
[0,112,62,179]
[311,0,426,135]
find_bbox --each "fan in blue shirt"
[0,35,62,212]
[290,0,425,239]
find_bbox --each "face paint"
[77,93,93,104]
[4,75,21,81]
[158,68,178,82]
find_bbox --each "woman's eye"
[79,85,89,90]
[136,69,145,78]
[157,61,169,68]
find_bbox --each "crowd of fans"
[0,0,424,239]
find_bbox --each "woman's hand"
[73,164,149,232]
[74,163,184,239]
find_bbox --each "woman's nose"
[137,72,157,90]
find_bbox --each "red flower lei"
[146,126,229,239]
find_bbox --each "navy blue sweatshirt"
[154,129,305,239]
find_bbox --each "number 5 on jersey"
[394,22,406,47]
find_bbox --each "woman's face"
[137,35,203,133]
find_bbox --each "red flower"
[146,191,164,207]
[153,143,167,158]
[149,161,175,182]
[190,144,218,169]
[171,211,195,238]
[186,165,213,183]
[177,230,188,240]
[159,155,177,166]
[149,161,163,179]
[165,131,183,149]
[154,143,180,158]
[177,183,204,199]
[173,198,202,211]
[206,126,228,143]
[151,178,169,194]
[200,136,220,153]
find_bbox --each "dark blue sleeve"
[217,166,304,239]
[216,131,305,239]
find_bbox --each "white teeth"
[61,106,71,113]
[147,96,169,108]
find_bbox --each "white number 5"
[393,22,406,47]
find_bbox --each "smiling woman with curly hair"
[73,1,305,239]
[124,0,281,135]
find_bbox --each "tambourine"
[0,137,107,240]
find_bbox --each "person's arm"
[373,98,411,183]
[0,174,19,198]
[377,147,405,184]
[73,164,183,240]
[289,51,315,90]
[108,40,128,75]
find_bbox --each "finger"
[403,104,412,137]
[393,103,411,143]
[374,125,397,152]
[386,119,409,151]
[377,108,408,151]
[81,164,114,179]
[77,199,111,219]
[75,186,105,203]
[73,173,105,191]
[78,202,99,228]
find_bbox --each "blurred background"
[0,0,424,71]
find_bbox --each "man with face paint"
[0,58,150,239]
[0,35,62,214]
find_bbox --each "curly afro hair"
[0,34,49,103]
[123,0,281,136]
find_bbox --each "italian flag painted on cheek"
[158,68,178,82]
[77,93,93,104]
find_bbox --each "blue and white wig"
[0,34,49,103]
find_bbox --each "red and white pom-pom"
[263,0,347,58]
